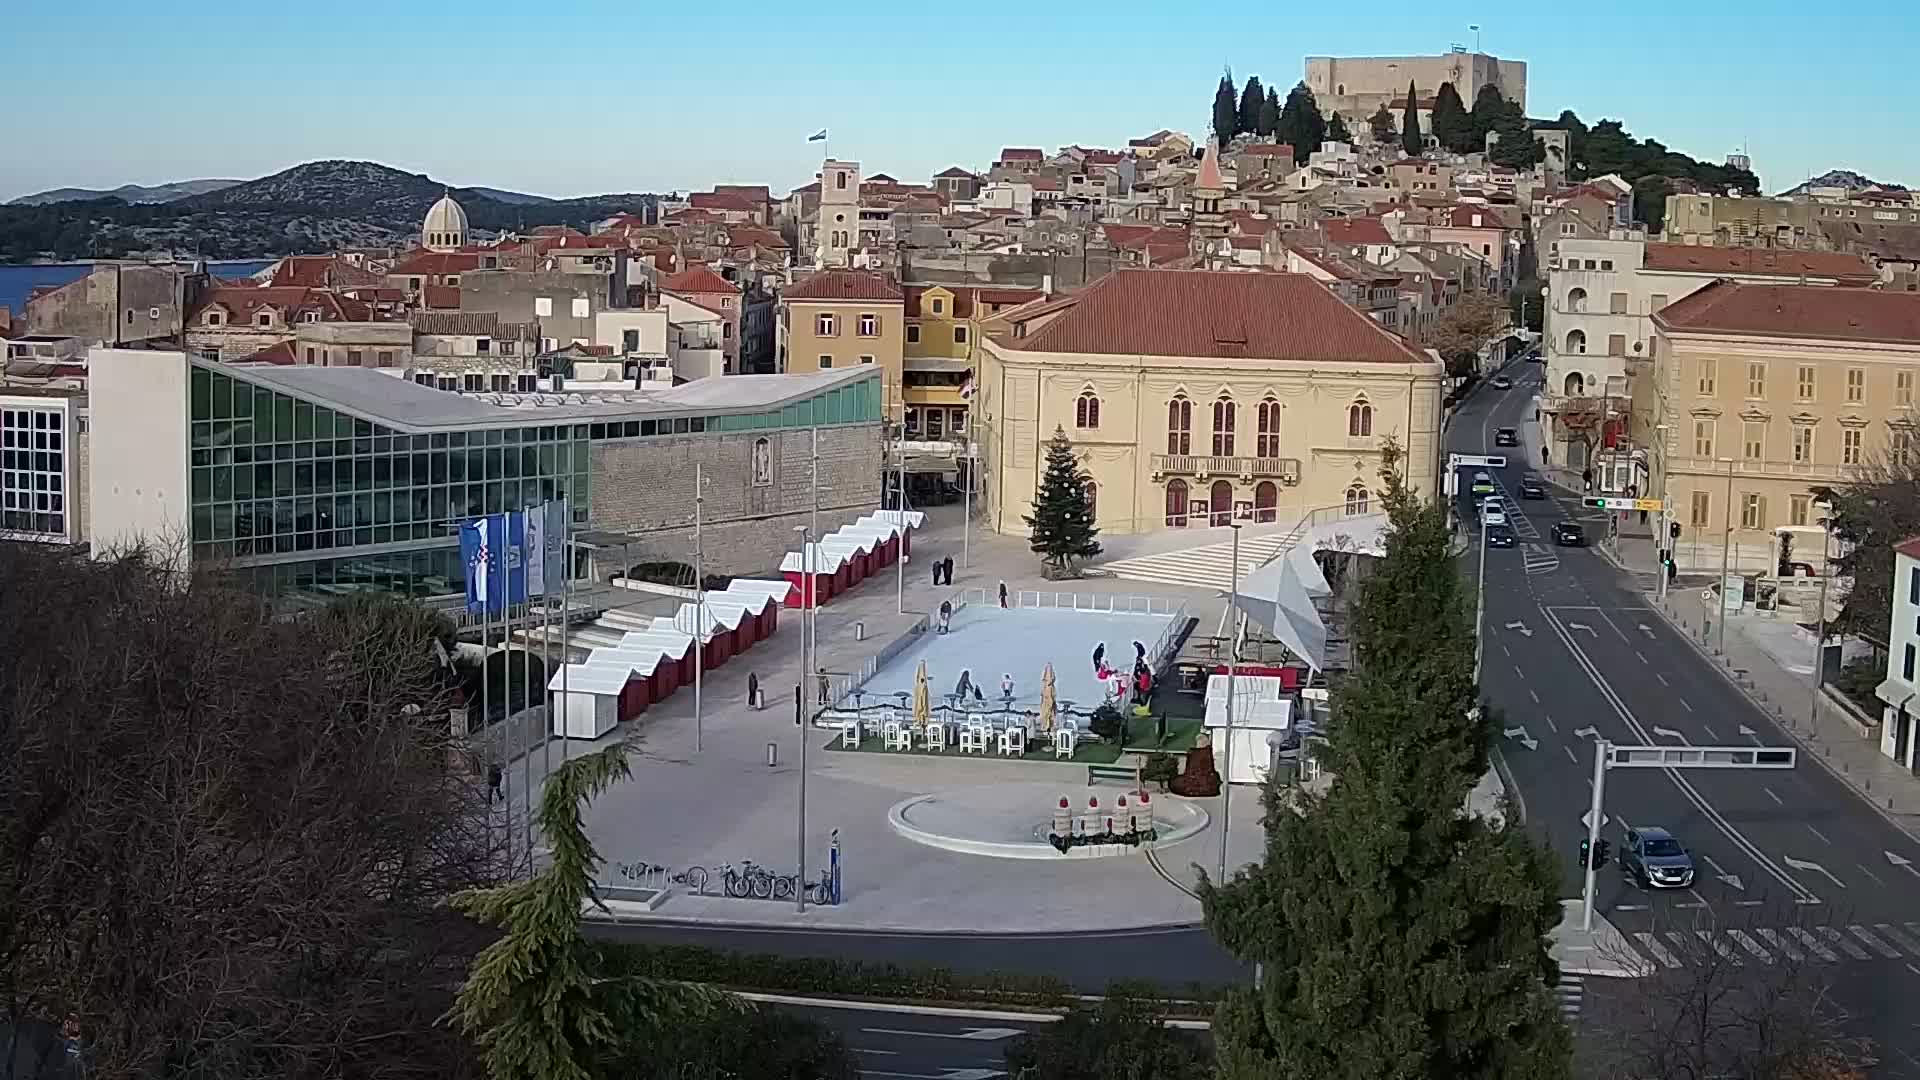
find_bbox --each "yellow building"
[902,283,1045,440]
[777,270,905,402]
[974,268,1445,536]
[1640,281,1920,571]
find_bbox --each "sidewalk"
[1649,588,1920,841]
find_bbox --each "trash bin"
[854,620,867,641]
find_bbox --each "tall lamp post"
[1717,457,1735,654]
[1472,495,1490,688]
[1218,522,1242,882]
[1810,502,1834,728]
[793,523,812,914]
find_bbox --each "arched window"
[1075,391,1101,429]
[1567,329,1587,354]
[1348,399,1373,437]
[1256,397,1281,457]
[1165,479,1189,526]
[1166,396,1192,455]
[1566,287,1587,312]
[1345,483,1371,516]
[1564,372,1586,396]
[1210,480,1234,527]
[1212,396,1236,456]
[1254,481,1278,523]
[1083,479,1098,522]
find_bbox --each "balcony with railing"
[1150,454,1301,483]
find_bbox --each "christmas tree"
[1024,427,1103,577]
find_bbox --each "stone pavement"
[1649,588,1920,842]
[1550,900,1640,978]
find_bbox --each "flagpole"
[694,463,705,754]
[539,503,552,806]
[516,513,531,872]
[476,520,496,865]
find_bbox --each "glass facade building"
[1,397,76,542]
[185,360,881,598]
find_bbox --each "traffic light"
[1582,498,1608,509]
[1577,838,1591,869]
[1593,839,1611,871]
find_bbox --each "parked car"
[1481,501,1509,527]
[1486,523,1517,548]
[1622,825,1696,889]
[1491,375,1513,390]
[1551,521,1586,546]
[1494,426,1518,447]
[1519,476,1547,500]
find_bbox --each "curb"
[579,910,1213,939]
[730,990,1215,1029]
[1643,593,1920,844]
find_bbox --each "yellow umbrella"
[913,659,932,729]
[1038,663,1057,734]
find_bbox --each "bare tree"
[0,543,499,1079]
[1582,905,1876,1079]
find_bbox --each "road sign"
[1581,497,1663,512]
[1451,454,1508,469]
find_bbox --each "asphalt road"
[777,1000,1049,1080]
[1454,360,1920,1076]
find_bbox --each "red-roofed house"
[900,283,1046,439]
[185,286,386,362]
[689,191,766,225]
[976,268,1443,534]
[996,148,1044,173]
[387,250,485,297]
[1322,217,1399,264]
[661,265,744,370]
[779,270,906,396]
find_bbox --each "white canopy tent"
[1228,512,1387,674]
[779,544,851,576]
[1203,674,1295,785]
[548,661,641,739]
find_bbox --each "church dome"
[422,193,468,252]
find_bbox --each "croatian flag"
[807,129,828,142]
[461,516,494,615]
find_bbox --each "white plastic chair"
[840,718,861,749]
[883,719,909,751]
[1054,723,1076,759]
[921,720,947,752]
[966,723,992,754]
[1000,725,1025,756]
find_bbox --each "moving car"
[1480,501,1508,527]
[1519,476,1547,500]
[1622,826,1695,889]
[1494,426,1518,447]
[1491,375,1513,390]
[1551,521,1586,546]
[1486,523,1517,548]
[1469,471,1496,498]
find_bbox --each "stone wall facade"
[588,422,882,575]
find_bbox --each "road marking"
[1501,643,1511,657]
[1615,903,1649,911]
[1875,923,1920,956]
[1635,650,1648,663]
[1564,745,1579,764]
[1652,725,1688,741]
[1726,929,1773,963]
[1764,787,1784,806]
[854,1049,902,1056]
[1678,698,1693,712]
[1700,724,1718,741]
[861,1027,1028,1042]
[1529,688,1539,703]
[1694,930,1742,964]
[1816,927,1873,961]
[1543,714,1558,733]
[1857,863,1887,888]
[1849,925,1904,959]
[1755,928,1804,962]
[1633,931,1681,969]
[1782,854,1844,890]
[1541,606,1822,906]
[1733,899,1765,907]
[1805,825,1831,845]
[863,1070,1006,1080]
[1787,927,1840,962]
[1655,672,1669,686]
[1514,665,1526,680]
[1675,901,1709,909]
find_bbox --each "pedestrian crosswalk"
[1622,922,1920,969]
[1100,527,1304,590]
[1556,974,1584,1021]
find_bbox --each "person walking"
[998,581,1008,608]
[943,555,954,585]
[747,670,760,709]
[486,762,503,803]
[932,558,941,586]
[938,598,953,633]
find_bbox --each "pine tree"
[1400,80,1423,157]
[1201,444,1573,1080]
[1276,81,1326,165]
[1325,111,1351,144]
[1023,427,1102,576]
[1367,104,1397,144]
[1258,88,1281,138]
[1213,71,1239,149]
[1430,81,1472,153]
[1238,75,1265,138]
[1469,83,1509,150]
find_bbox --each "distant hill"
[0,159,655,262]
[9,179,242,206]
[1776,169,1909,197]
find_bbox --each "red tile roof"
[690,191,761,212]
[1324,218,1393,247]
[1640,243,1877,284]
[712,184,772,201]
[661,265,738,295]
[422,285,461,310]
[531,225,585,238]
[246,341,299,365]
[999,269,1429,364]
[1083,150,1124,166]
[1441,206,1509,230]
[389,250,484,276]
[1894,536,1920,561]
[935,166,975,179]
[783,270,902,303]
[724,226,789,250]
[190,286,373,325]
[1655,281,1920,345]
[998,148,1044,162]
[1239,143,1294,158]
[268,255,384,289]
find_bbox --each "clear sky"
[4,1,1913,203]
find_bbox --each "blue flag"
[461,516,495,614]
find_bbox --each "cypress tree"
[1258,87,1281,138]
[1325,111,1352,145]
[1023,427,1102,576]
[1469,83,1508,150]
[1238,75,1265,137]
[1400,80,1423,157]
[1213,71,1239,149]
[1430,81,1471,153]
[1276,81,1327,165]
[1201,444,1573,1080]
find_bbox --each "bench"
[1087,763,1138,787]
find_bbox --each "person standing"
[938,598,953,633]
[931,558,941,586]
[486,762,503,803]
[998,581,1008,608]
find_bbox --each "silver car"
[1622,826,1695,889]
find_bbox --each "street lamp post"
[1218,522,1242,882]
[794,522,812,914]
[1718,457,1735,655]
[1472,503,1489,688]
[694,463,706,753]
[1811,505,1834,729]
[1654,424,1671,603]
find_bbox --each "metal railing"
[1150,453,1302,482]
[955,587,1178,615]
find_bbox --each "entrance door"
[1210,480,1232,527]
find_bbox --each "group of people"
[930,556,957,586]
[1092,641,1154,710]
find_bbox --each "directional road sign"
[1451,454,1509,469]
[1582,497,1664,512]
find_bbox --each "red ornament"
[1140,792,1151,804]
[1088,796,1099,808]
[1058,796,1070,808]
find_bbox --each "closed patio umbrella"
[1039,663,1057,734]
[913,659,931,729]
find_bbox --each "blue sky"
[4,1,1913,202]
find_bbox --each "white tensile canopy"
[1229,511,1388,673]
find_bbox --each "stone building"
[25,262,202,348]
[183,286,378,362]
[1304,51,1528,119]
[973,268,1444,536]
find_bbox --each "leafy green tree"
[1258,87,1281,138]
[1367,104,1397,144]
[1024,427,1102,576]
[1213,71,1239,149]
[1814,457,1920,642]
[1004,992,1212,1080]
[1276,81,1327,165]
[1201,446,1572,1080]
[1633,174,1674,233]
[1238,75,1265,138]
[1400,80,1423,157]
[1430,81,1472,153]
[1326,111,1352,145]
[1488,113,1545,170]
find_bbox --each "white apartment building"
[1876,538,1920,772]
[1542,238,1879,480]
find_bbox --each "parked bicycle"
[720,859,777,899]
